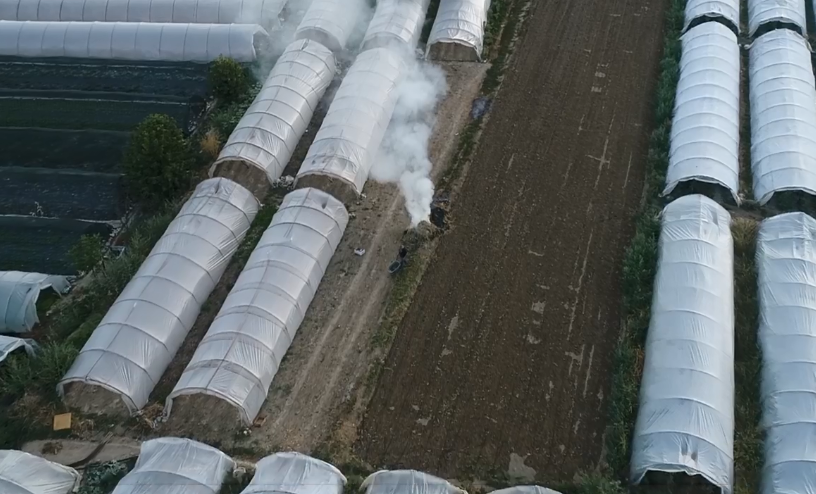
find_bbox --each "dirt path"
[357,0,667,481]
[157,62,488,453]
[247,62,487,452]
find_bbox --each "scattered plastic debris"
[354,248,366,256]
[471,97,492,119]
[272,176,295,190]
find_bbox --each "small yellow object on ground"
[53,413,72,431]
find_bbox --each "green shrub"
[209,56,250,103]
[123,114,193,210]
[69,234,105,274]
[77,460,134,494]
[0,342,78,399]
[209,84,260,140]
[65,312,105,348]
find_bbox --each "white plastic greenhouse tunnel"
[0,335,35,364]
[426,0,491,61]
[111,438,234,494]
[757,212,816,494]
[166,188,349,424]
[213,39,337,187]
[362,0,431,51]
[58,178,259,414]
[361,470,467,494]
[490,487,563,494]
[0,0,285,28]
[749,28,816,205]
[683,0,740,33]
[0,270,69,333]
[240,452,346,494]
[294,0,368,53]
[630,194,734,493]
[664,21,740,201]
[296,47,405,202]
[0,21,268,62]
[0,450,80,494]
[748,0,806,36]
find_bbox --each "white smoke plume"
[371,47,447,227]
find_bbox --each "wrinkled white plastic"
[490,487,562,494]
[748,0,806,36]
[297,47,404,195]
[362,0,430,51]
[294,0,366,52]
[0,271,69,333]
[361,471,466,494]
[0,335,35,364]
[749,29,816,204]
[112,438,234,494]
[241,452,347,494]
[214,39,336,185]
[665,22,740,201]
[684,0,740,32]
[631,194,734,493]
[58,178,259,414]
[0,0,285,27]
[427,0,491,59]
[0,21,267,62]
[0,450,80,494]
[757,212,816,494]
[167,188,348,424]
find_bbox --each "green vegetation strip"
[732,218,762,494]
[604,0,685,481]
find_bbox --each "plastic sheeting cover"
[241,452,347,494]
[0,0,285,27]
[297,47,404,195]
[630,194,734,493]
[362,0,431,51]
[748,0,806,36]
[750,29,816,204]
[294,0,367,52]
[427,0,491,58]
[214,39,336,185]
[0,21,268,62]
[684,0,740,32]
[112,437,235,494]
[59,178,259,413]
[757,212,816,494]
[490,487,562,494]
[167,188,349,424]
[664,22,740,201]
[0,450,80,494]
[0,270,69,333]
[361,471,466,494]
[0,335,35,364]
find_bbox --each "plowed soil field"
[358,0,667,481]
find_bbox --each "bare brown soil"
[428,42,480,62]
[357,0,668,482]
[211,159,271,201]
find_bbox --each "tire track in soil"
[357,0,667,481]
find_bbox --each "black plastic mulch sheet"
[0,216,113,275]
[0,57,210,97]
[0,90,192,131]
[0,128,128,171]
[0,167,123,221]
